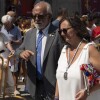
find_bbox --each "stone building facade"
[0,0,82,19]
[0,0,6,22]
[51,0,81,17]
[34,0,81,17]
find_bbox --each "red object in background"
[6,0,35,17]
[16,0,35,16]
[92,26,100,40]
[21,0,34,16]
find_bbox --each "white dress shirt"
[36,24,50,66]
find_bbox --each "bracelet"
[54,96,59,100]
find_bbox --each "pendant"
[64,72,67,80]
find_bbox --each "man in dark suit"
[15,1,64,100]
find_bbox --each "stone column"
[0,0,6,21]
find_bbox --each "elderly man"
[1,14,22,95]
[0,31,14,95]
[15,1,64,100]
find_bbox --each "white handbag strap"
[83,72,90,95]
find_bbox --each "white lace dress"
[56,43,100,100]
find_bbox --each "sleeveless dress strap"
[83,42,95,49]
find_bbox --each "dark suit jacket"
[15,24,64,98]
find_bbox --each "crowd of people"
[0,1,100,100]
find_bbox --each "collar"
[37,24,50,36]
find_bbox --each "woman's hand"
[75,89,87,100]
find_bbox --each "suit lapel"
[43,24,57,62]
[29,28,37,64]
[43,33,55,61]
[30,25,57,66]
[30,28,37,52]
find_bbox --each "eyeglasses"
[58,27,72,35]
[32,14,48,20]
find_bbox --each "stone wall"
[0,0,6,22]
[51,0,81,18]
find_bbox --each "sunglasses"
[58,27,72,35]
[33,14,48,20]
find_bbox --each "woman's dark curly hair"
[59,17,90,42]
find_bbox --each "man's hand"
[20,50,34,61]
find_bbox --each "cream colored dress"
[56,43,100,100]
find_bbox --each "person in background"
[0,31,15,94]
[30,19,35,29]
[52,7,68,28]
[80,15,91,42]
[1,14,22,95]
[80,15,88,26]
[86,14,97,40]
[1,11,17,36]
[15,1,64,100]
[7,11,17,23]
[55,17,100,100]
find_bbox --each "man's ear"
[48,14,52,19]
[47,15,52,22]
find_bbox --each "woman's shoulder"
[60,45,67,53]
[87,42,99,56]
[83,42,95,49]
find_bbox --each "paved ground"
[0,96,33,100]
[0,78,33,100]
[0,89,33,100]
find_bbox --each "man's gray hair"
[35,1,52,15]
[1,15,13,24]
[45,2,52,15]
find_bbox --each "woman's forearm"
[6,42,14,52]
[55,81,59,97]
